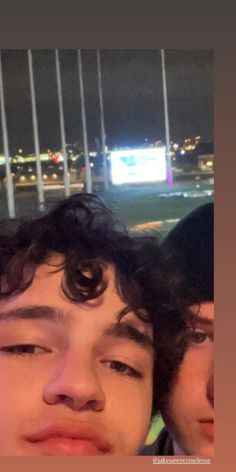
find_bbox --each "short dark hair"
[162,202,214,304]
[0,193,188,417]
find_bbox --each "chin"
[189,442,214,457]
[200,445,214,457]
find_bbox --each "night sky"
[0,49,213,155]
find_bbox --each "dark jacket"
[140,427,174,455]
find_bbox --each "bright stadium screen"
[110,147,167,185]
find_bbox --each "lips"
[25,422,111,456]
[199,419,214,438]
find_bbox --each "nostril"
[207,373,214,407]
[207,389,214,407]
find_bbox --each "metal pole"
[77,49,92,193]
[161,49,173,186]
[0,51,15,218]
[55,49,70,197]
[28,49,45,212]
[97,50,109,190]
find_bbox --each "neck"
[173,440,186,456]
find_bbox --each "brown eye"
[188,330,212,344]
[0,345,43,355]
[103,360,142,379]
[110,361,130,373]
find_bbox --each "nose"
[43,352,106,412]
[207,360,214,407]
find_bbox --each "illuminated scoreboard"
[110,147,167,185]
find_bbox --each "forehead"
[1,253,121,309]
[199,302,214,320]
[0,253,151,334]
[192,302,214,321]
[189,302,214,331]
[6,253,122,303]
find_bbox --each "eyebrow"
[0,306,68,325]
[104,322,154,351]
[0,305,153,351]
[188,313,214,328]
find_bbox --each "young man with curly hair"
[0,193,188,456]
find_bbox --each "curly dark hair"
[0,193,189,417]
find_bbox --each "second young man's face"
[0,254,154,456]
[162,302,214,456]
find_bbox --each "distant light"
[40,153,50,161]
[43,174,48,180]
[90,163,94,167]
[206,161,213,167]
[52,173,58,179]
[30,175,36,181]
[19,175,26,182]
[18,149,23,154]
[180,149,185,155]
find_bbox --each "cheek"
[165,352,205,424]
[175,349,204,394]
[0,368,41,452]
[0,361,46,419]
[103,376,153,453]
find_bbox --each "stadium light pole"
[55,49,70,197]
[161,49,173,186]
[97,50,109,190]
[77,49,92,193]
[28,49,45,212]
[0,50,15,218]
